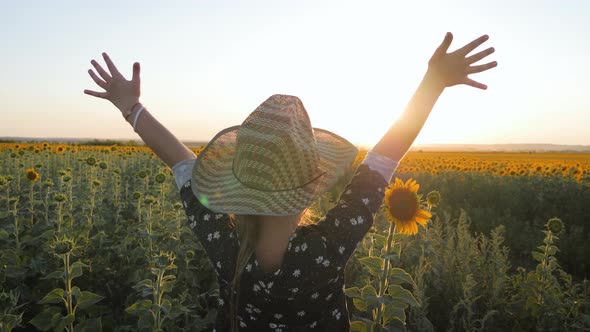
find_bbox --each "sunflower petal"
[416,209,432,220]
[409,223,418,235]
[408,180,419,192]
[415,216,429,226]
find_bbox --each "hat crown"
[232,95,323,192]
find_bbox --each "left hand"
[426,32,497,90]
[84,52,141,114]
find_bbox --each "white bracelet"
[132,106,145,132]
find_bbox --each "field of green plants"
[0,142,589,331]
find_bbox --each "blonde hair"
[227,208,316,331]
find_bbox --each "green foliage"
[1,145,590,330]
[0,146,218,330]
[125,251,190,331]
[506,223,590,330]
[346,216,421,332]
[0,289,24,331]
[390,210,590,331]
[402,170,590,278]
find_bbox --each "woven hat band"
[231,158,326,192]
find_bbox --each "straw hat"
[191,94,358,216]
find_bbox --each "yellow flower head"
[194,146,204,156]
[26,168,40,182]
[383,178,432,235]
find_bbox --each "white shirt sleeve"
[360,150,399,183]
[171,158,197,191]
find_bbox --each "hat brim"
[191,126,359,216]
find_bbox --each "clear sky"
[1,0,589,147]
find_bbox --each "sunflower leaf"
[344,287,362,299]
[359,257,384,277]
[389,268,415,286]
[38,288,65,305]
[372,234,387,247]
[388,284,420,307]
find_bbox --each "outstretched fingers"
[102,53,123,79]
[83,89,109,99]
[91,59,111,82]
[456,34,489,56]
[463,77,487,90]
[466,47,495,64]
[467,61,498,74]
[88,69,108,89]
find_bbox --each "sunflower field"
[0,141,589,331]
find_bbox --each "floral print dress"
[175,151,398,331]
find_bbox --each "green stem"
[5,187,10,214]
[114,177,120,224]
[89,166,94,191]
[539,231,553,283]
[67,181,73,212]
[13,206,20,252]
[29,182,35,227]
[64,253,74,331]
[160,183,165,221]
[375,222,396,331]
[15,163,21,191]
[176,210,182,240]
[44,187,50,224]
[88,187,96,226]
[57,202,63,234]
[155,268,165,329]
[146,203,153,255]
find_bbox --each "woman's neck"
[257,215,299,242]
[254,215,300,273]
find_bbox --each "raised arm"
[372,33,497,161]
[84,53,196,168]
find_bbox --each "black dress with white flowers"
[179,158,394,331]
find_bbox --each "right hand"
[84,52,141,114]
[426,32,497,90]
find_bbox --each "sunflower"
[26,168,40,182]
[546,217,564,234]
[50,235,77,256]
[383,178,432,235]
[426,190,441,207]
[56,145,66,154]
[155,173,167,184]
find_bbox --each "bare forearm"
[84,54,196,168]
[372,72,444,162]
[125,107,196,168]
[372,32,497,162]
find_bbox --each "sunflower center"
[386,189,419,222]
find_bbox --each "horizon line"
[1,136,589,148]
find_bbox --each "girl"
[84,32,496,331]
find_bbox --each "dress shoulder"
[314,163,390,264]
[179,182,237,279]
